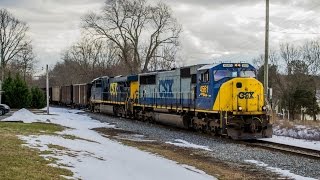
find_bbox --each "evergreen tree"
[30,87,45,109]
[13,74,30,108]
[2,74,14,107]
[3,74,30,108]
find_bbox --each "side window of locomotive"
[214,70,232,81]
[240,70,256,78]
[95,80,102,87]
[200,71,209,82]
[191,74,197,84]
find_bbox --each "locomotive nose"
[234,78,264,113]
[212,77,265,114]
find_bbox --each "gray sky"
[1,0,320,72]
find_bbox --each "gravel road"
[89,112,320,179]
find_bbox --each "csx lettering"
[159,79,174,98]
[238,92,254,99]
[110,83,118,95]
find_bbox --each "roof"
[198,64,217,71]
[91,76,109,82]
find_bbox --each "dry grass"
[0,122,73,180]
[48,144,68,151]
[61,134,99,143]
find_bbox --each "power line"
[270,30,320,35]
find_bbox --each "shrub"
[3,74,47,109]
[30,87,46,109]
[13,74,31,108]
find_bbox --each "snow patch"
[166,139,212,151]
[260,135,320,151]
[10,107,215,180]
[2,108,48,123]
[273,121,320,141]
[245,160,317,180]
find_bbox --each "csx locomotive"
[88,63,272,139]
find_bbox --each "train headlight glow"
[262,106,267,111]
[238,106,243,111]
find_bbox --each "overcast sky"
[1,0,320,73]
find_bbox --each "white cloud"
[1,0,320,70]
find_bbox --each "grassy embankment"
[0,122,73,180]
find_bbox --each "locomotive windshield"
[214,69,256,81]
[214,70,237,81]
[240,70,256,78]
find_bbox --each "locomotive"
[89,63,272,139]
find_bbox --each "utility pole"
[46,64,49,115]
[0,80,2,104]
[264,0,269,99]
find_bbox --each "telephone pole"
[264,0,269,99]
[46,64,49,115]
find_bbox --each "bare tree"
[0,9,29,78]
[11,41,36,81]
[302,40,320,75]
[49,35,120,85]
[0,9,29,102]
[148,44,178,71]
[253,49,279,68]
[83,0,181,73]
[280,43,301,75]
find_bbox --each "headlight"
[262,106,267,111]
[238,106,243,111]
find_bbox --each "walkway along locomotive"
[90,63,272,139]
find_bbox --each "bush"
[3,74,46,109]
[30,87,46,109]
[2,74,30,108]
[2,75,15,106]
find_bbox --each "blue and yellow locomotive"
[90,63,272,139]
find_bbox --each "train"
[50,63,272,139]
[49,83,92,108]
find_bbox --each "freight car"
[90,63,272,139]
[50,86,61,104]
[72,83,92,108]
[60,85,73,106]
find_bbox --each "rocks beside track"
[89,112,320,179]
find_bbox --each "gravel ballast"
[89,112,320,179]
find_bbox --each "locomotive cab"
[196,63,272,139]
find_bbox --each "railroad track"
[245,140,320,160]
[89,111,320,160]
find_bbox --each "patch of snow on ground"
[41,107,85,114]
[166,139,212,151]
[260,135,320,151]
[2,108,47,123]
[245,160,317,180]
[273,122,320,141]
[9,107,216,180]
